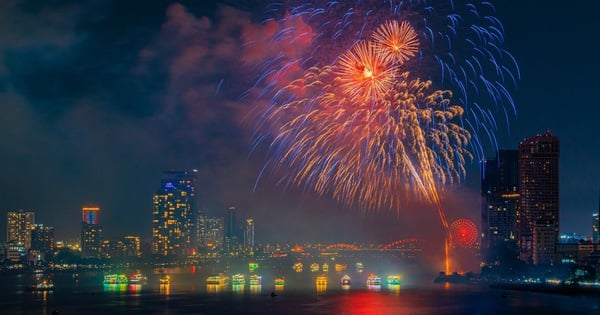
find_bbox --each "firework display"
[250,0,519,212]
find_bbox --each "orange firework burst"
[372,20,419,65]
[337,41,398,102]
[270,69,471,212]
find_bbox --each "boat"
[367,274,381,286]
[30,278,54,291]
[387,275,401,285]
[103,274,128,285]
[160,275,171,285]
[206,273,229,285]
[129,273,148,284]
[293,262,303,273]
[322,263,329,272]
[316,275,327,285]
[355,262,364,273]
[232,274,245,285]
[310,263,320,272]
[275,277,285,286]
[249,274,262,285]
[341,274,351,286]
[334,264,347,272]
[248,262,258,273]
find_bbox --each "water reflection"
[316,283,327,295]
[103,284,128,292]
[387,284,401,294]
[341,284,351,291]
[232,284,245,294]
[249,285,262,295]
[367,284,381,292]
[159,284,170,296]
[206,284,226,294]
[274,284,284,292]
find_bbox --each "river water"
[3,267,600,314]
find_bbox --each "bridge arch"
[321,243,359,252]
[381,238,425,251]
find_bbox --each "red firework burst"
[450,219,477,247]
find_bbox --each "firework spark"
[372,20,419,65]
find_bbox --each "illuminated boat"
[386,275,401,285]
[30,278,54,291]
[293,262,303,273]
[367,274,381,286]
[206,273,229,285]
[334,264,347,272]
[248,262,258,273]
[316,275,327,285]
[232,274,245,285]
[355,262,364,273]
[322,263,329,272]
[159,275,170,285]
[310,263,320,272]
[103,274,128,285]
[275,277,285,286]
[341,274,351,286]
[250,274,262,285]
[129,273,148,284]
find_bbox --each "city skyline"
[0,1,599,245]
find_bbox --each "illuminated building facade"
[81,206,103,259]
[223,205,241,256]
[198,213,224,254]
[518,131,559,265]
[244,219,255,254]
[6,210,35,249]
[152,170,198,257]
[481,150,519,263]
[31,224,55,254]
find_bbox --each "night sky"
[1,0,598,244]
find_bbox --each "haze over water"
[4,265,600,315]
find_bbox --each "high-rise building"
[31,224,55,254]
[518,130,559,265]
[244,218,255,254]
[198,213,224,253]
[152,170,198,257]
[481,150,519,263]
[81,206,103,259]
[223,205,240,256]
[594,193,600,243]
[6,210,35,249]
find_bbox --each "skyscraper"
[31,224,55,254]
[81,206,103,258]
[152,170,198,257]
[198,213,224,255]
[244,218,255,254]
[6,210,35,249]
[594,192,600,243]
[518,130,559,265]
[481,150,519,263]
[223,205,240,256]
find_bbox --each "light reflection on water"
[3,270,600,314]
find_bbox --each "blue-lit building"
[152,170,198,257]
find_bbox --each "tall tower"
[518,130,559,265]
[245,218,255,254]
[6,210,35,249]
[594,192,600,243]
[223,205,240,256]
[481,150,519,263]
[152,170,198,257]
[81,206,103,258]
